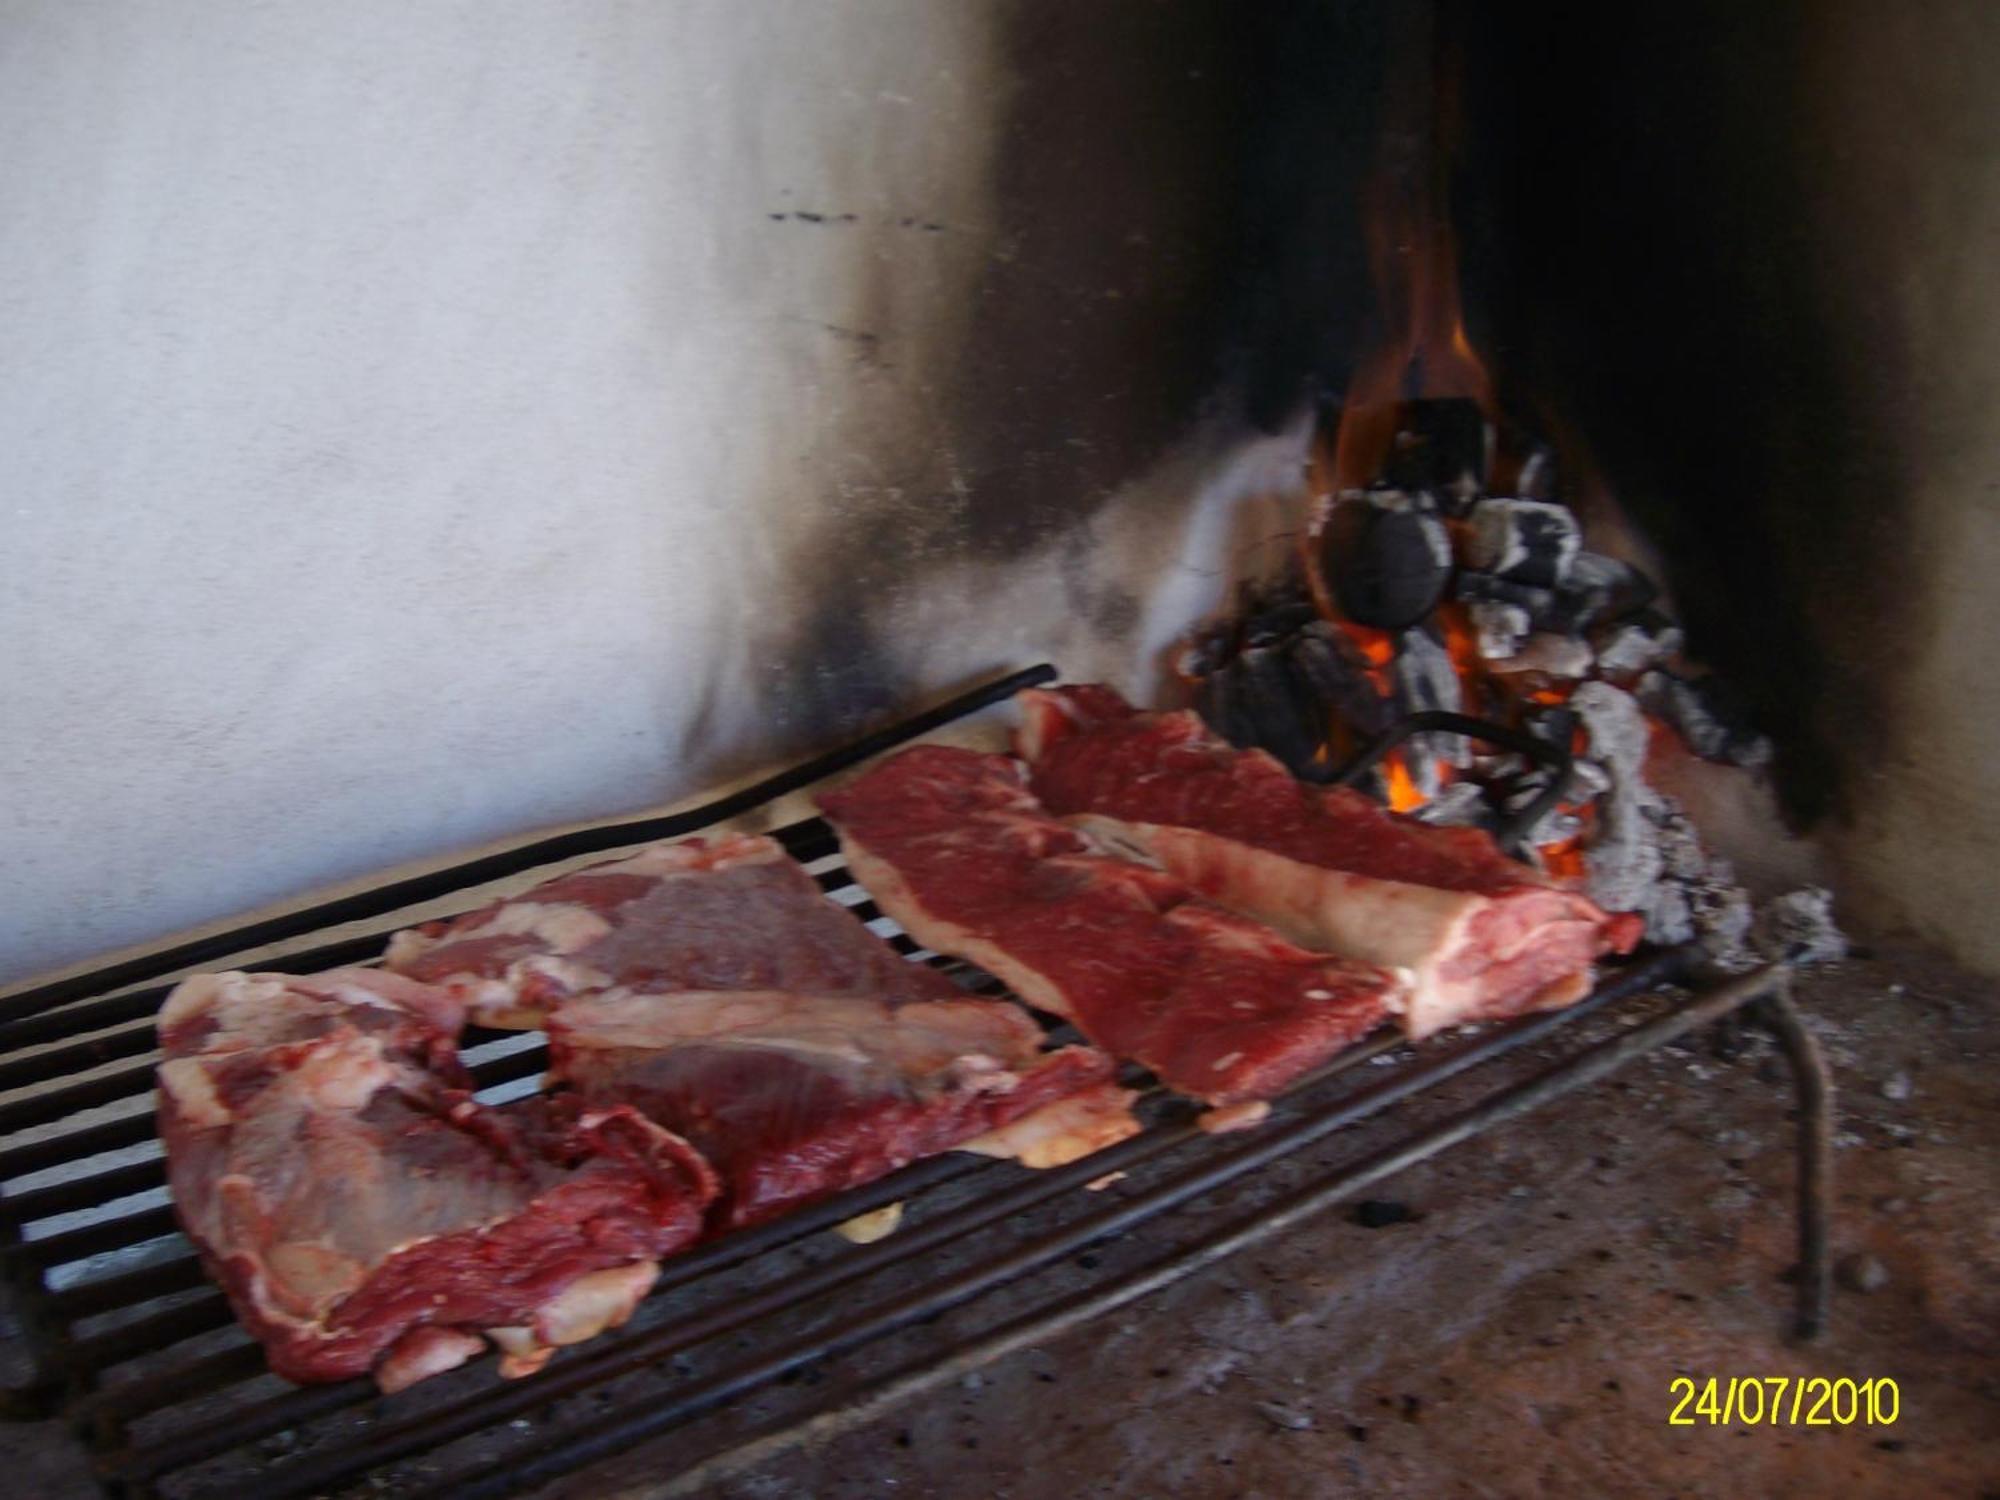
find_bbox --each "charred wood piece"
[1463,499,1580,589]
[1289,621,1394,743]
[1317,489,1453,630]
[1231,645,1325,775]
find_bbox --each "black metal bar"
[6,1206,181,1274]
[2,1160,166,1228]
[68,1295,237,1371]
[0,666,1054,1023]
[0,1113,160,1185]
[104,1149,1014,1482]
[1759,974,1834,1339]
[51,1256,208,1322]
[651,969,1794,1500]
[0,933,387,1058]
[1330,709,1574,855]
[0,1026,163,1098]
[435,959,1766,1500]
[224,952,1690,1500]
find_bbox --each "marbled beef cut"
[387,833,959,1027]
[549,988,1127,1228]
[156,969,717,1389]
[389,834,1131,1225]
[818,746,1403,1107]
[1015,685,1643,1037]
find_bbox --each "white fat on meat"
[156,1057,232,1128]
[835,839,1079,1024]
[376,1327,488,1395]
[1065,816,1590,1040]
[958,1082,1142,1168]
[483,1260,660,1379]
[553,989,1053,1085]
[388,901,613,964]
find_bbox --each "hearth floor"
[4,946,1994,1499]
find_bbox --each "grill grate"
[0,666,1833,1499]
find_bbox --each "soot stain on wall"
[1452,0,1911,827]
[762,1,1266,745]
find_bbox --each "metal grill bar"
[0,666,1832,1500]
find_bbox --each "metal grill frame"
[0,664,1834,1500]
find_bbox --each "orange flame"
[1321,142,1495,493]
[1382,754,1425,814]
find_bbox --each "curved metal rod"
[1756,971,1835,1339]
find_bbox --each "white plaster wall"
[0,0,1002,985]
[0,2,1284,986]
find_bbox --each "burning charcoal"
[1288,620,1394,742]
[1232,645,1324,776]
[1379,398,1491,510]
[1195,660,1257,750]
[1553,552,1661,633]
[1240,590,1319,649]
[1468,599,1530,660]
[1638,670,1774,769]
[1592,609,1685,678]
[1176,621,1234,683]
[1317,489,1453,630]
[1463,499,1580,589]
[1411,780,1490,829]
[1485,633,1594,680]
[1391,627,1469,796]
[1752,888,1848,966]
[1454,569,1557,619]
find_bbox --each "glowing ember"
[1381,755,1426,814]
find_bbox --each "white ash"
[1569,683,1661,913]
[1392,627,1471,794]
[1411,780,1490,828]
[1568,757,1614,799]
[1463,498,1581,584]
[1594,617,1685,678]
[1567,681,1755,952]
[1752,887,1848,966]
[1485,633,1595,680]
[1470,600,1531,660]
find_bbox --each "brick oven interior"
[2,3,1996,1497]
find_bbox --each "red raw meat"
[817,746,1403,1108]
[549,989,1127,1229]
[391,834,1132,1225]
[1015,685,1643,1037]
[156,970,716,1389]
[387,834,961,1027]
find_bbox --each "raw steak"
[387,834,962,1027]
[1016,684,1643,1038]
[817,746,1403,1107]
[157,969,717,1389]
[549,988,1129,1228]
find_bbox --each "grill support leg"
[1758,971,1834,1340]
